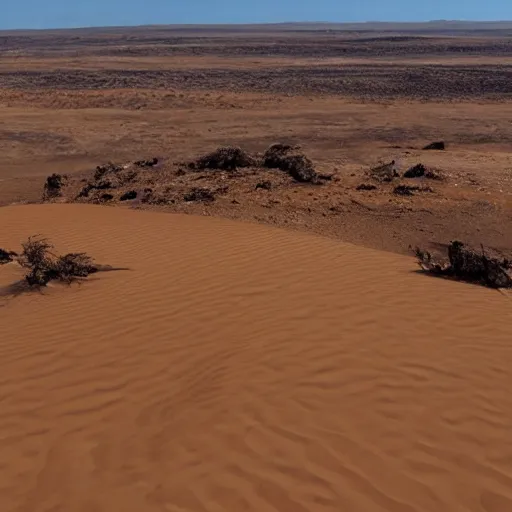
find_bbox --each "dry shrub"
[414,241,512,288]
[43,173,65,200]
[18,236,98,287]
[192,146,256,170]
[262,143,319,183]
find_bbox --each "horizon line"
[3,19,512,33]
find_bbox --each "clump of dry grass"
[414,241,512,288]
[18,236,98,287]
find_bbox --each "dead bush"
[193,146,256,170]
[414,241,512,288]
[262,143,319,183]
[18,236,99,287]
[43,173,65,199]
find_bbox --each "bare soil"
[1,25,511,256]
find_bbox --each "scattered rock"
[256,181,272,190]
[184,187,215,202]
[393,185,417,196]
[403,163,443,180]
[423,141,445,150]
[193,146,256,170]
[356,183,377,191]
[120,191,138,201]
[262,143,319,183]
[94,162,122,182]
[414,241,512,288]
[369,160,399,182]
[403,163,428,178]
[134,157,159,168]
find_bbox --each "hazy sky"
[3,0,512,30]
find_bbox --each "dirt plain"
[1,24,512,255]
[1,25,512,255]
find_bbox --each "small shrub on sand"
[192,146,256,170]
[18,236,99,287]
[414,241,512,288]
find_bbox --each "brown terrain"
[1,23,512,512]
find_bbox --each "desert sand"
[1,203,511,511]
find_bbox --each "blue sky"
[3,0,512,30]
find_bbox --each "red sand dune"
[1,204,511,512]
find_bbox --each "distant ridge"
[2,20,512,35]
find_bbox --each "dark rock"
[423,141,445,150]
[356,183,377,191]
[404,164,443,180]
[120,190,138,201]
[134,157,159,168]
[184,187,215,202]
[0,248,17,264]
[256,181,272,190]
[415,241,512,288]
[100,193,114,202]
[94,162,122,181]
[403,163,427,178]
[393,185,416,196]
[262,143,319,183]
[369,160,400,182]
